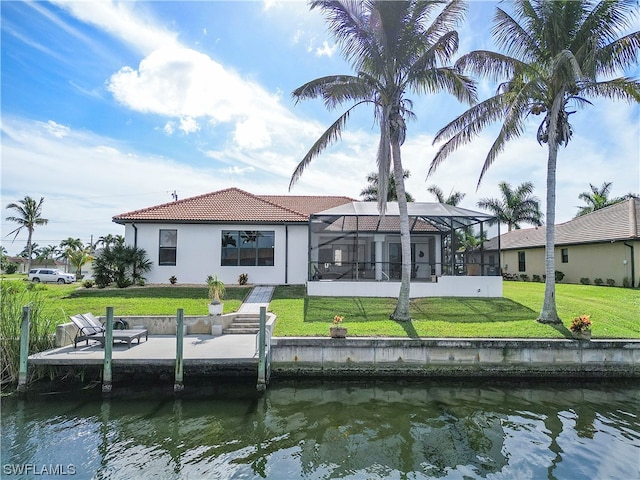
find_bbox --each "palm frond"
[455,50,527,84]
[289,103,363,190]
[594,32,640,77]
[580,77,640,102]
[492,5,540,62]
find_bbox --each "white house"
[113,188,502,297]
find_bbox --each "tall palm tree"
[289,0,475,320]
[429,0,640,323]
[5,196,49,273]
[426,184,466,205]
[361,170,414,202]
[575,181,624,217]
[477,181,543,231]
[36,245,61,267]
[59,237,84,273]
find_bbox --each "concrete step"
[224,327,260,334]
[224,314,261,334]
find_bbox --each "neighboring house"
[113,188,502,297]
[486,198,640,287]
[7,257,67,274]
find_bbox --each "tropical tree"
[5,196,48,273]
[289,0,476,320]
[426,184,466,205]
[67,247,94,279]
[477,181,543,231]
[429,0,640,323]
[575,181,625,217]
[92,244,152,288]
[36,245,61,267]
[361,170,414,202]
[59,237,84,273]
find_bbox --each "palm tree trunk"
[538,98,563,324]
[26,228,34,273]
[390,140,411,321]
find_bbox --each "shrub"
[622,277,630,288]
[169,275,177,285]
[555,270,565,282]
[4,263,18,274]
[82,279,94,288]
[238,273,249,285]
[136,278,146,287]
[606,278,615,287]
[580,277,590,285]
[593,278,603,286]
[519,274,529,282]
[532,274,542,282]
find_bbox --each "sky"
[2,0,639,257]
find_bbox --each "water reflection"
[2,380,639,479]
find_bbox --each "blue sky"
[2,0,638,256]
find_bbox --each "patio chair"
[69,313,148,348]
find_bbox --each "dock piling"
[257,306,268,392]
[17,306,31,392]
[174,309,184,393]
[102,307,114,394]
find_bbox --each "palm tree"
[429,0,640,323]
[67,247,94,279]
[426,184,466,205]
[59,237,84,273]
[575,181,625,217]
[36,245,61,267]
[289,0,475,321]
[361,170,414,202]
[5,196,48,273]
[477,181,543,231]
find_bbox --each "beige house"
[487,198,639,287]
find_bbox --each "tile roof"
[112,188,355,224]
[487,197,640,250]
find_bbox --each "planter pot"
[208,303,223,316]
[571,329,591,341]
[330,327,347,338]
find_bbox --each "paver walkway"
[237,285,275,314]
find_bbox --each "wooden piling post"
[102,307,114,394]
[257,306,267,392]
[174,309,184,393]
[17,306,31,392]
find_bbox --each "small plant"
[593,278,603,286]
[606,278,615,287]
[580,277,590,285]
[570,314,592,333]
[333,315,344,326]
[519,274,529,282]
[532,274,541,282]
[169,275,177,285]
[4,263,18,274]
[623,277,631,288]
[238,273,249,285]
[207,275,225,304]
[82,279,94,288]
[136,278,146,287]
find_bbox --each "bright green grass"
[8,282,251,326]
[270,282,640,339]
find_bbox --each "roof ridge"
[258,194,357,217]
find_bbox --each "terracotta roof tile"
[113,188,354,224]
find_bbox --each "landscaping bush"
[238,273,249,285]
[532,274,542,282]
[169,275,177,285]
[4,263,19,274]
[593,278,604,286]
[623,277,630,288]
[82,279,94,288]
[519,274,529,282]
[580,277,591,285]
[606,278,615,287]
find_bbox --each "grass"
[2,276,638,339]
[270,282,640,339]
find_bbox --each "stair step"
[224,327,259,334]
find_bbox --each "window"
[518,251,526,272]
[221,231,274,266]
[561,248,569,263]
[159,229,177,266]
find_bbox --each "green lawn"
[3,276,638,339]
[270,282,640,339]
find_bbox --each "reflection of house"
[113,188,502,297]
[485,198,640,287]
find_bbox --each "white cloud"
[179,116,200,134]
[315,40,337,57]
[41,120,70,138]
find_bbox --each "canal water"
[2,379,639,479]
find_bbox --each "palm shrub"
[92,244,152,288]
[0,281,56,385]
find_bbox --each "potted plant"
[207,274,225,316]
[330,315,347,338]
[570,314,592,340]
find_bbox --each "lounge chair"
[69,313,148,348]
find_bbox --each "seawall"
[270,338,640,378]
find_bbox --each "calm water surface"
[1,379,639,479]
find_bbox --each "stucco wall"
[501,240,640,286]
[124,223,309,285]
